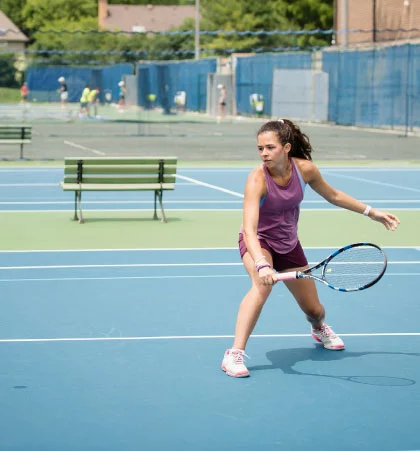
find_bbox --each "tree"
[18,0,333,63]
[0,54,20,87]
[0,0,27,32]
[199,0,333,53]
[283,0,334,47]
[22,0,97,33]
[29,18,128,65]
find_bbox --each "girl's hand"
[369,209,400,231]
[258,266,276,285]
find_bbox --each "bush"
[0,54,20,88]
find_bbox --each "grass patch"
[0,87,21,103]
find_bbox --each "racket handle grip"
[274,271,298,282]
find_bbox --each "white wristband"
[363,205,372,216]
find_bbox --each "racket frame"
[274,242,387,292]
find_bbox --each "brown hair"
[257,119,313,161]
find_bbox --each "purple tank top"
[257,158,306,254]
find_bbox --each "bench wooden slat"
[0,125,32,128]
[64,157,177,166]
[60,182,175,191]
[0,139,31,144]
[0,131,32,135]
[64,165,177,175]
[63,175,176,184]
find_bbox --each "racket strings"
[324,246,386,290]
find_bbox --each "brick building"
[335,0,420,46]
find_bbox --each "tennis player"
[222,119,401,378]
[20,82,29,103]
[216,84,227,123]
[118,81,127,109]
[79,84,91,117]
[58,77,68,106]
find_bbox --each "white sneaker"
[311,324,345,350]
[221,349,250,377]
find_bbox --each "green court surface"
[1,210,417,251]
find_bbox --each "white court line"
[0,183,57,187]
[0,274,248,282]
[2,207,419,213]
[0,200,243,205]
[0,261,418,270]
[64,140,106,156]
[1,167,420,174]
[0,262,243,270]
[327,172,420,193]
[0,246,418,253]
[0,272,418,283]
[0,332,419,344]
[0,199,419,205]
[176,174,244,198]
[0,182,195,188]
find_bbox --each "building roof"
[0,10,29,43]
[101,4,196,33]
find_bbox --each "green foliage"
[0,0,27,31]
[0,54,20,88]
[22,0,97,33]
[0,87,21,102]
[284,0,334,46]
[29,17,126,65]
[199,0,333,52]
[2,0,333,64]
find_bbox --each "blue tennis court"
[1,166,419,450]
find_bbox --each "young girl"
[222,119,400,378]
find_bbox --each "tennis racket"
[273,242,387,292]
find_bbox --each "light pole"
[341,0,348,47]
[195,0,200,60]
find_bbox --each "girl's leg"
[222,249,273,377]
[232,249,273,350]
[282,270,325,328]
[283,271,344,350]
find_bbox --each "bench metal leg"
[153,190,158,220]
[77,191,84,224]
[73,192,79,221]
[156,189,167,223]
[73,191,84,223]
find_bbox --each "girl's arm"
[242,168,271,264]
[299,160,400,231]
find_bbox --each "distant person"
[58,76,68,106]
[79,84,91,117]
[20,82,29,103]
[217,83,227,122]
[118,81,126,109]
[88,88,100,117]
[174,91,186,113]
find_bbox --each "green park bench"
[59,156,177,223]
[0,124,32,159]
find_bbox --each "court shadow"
[248,347,419,386]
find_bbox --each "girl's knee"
[304,303,325,321]
[251,284,272,303]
